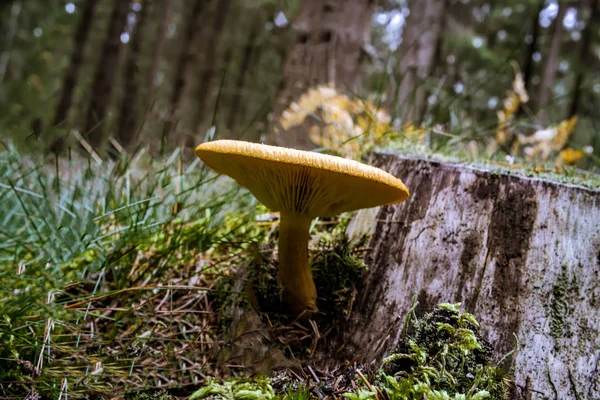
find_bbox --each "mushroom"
[195,140,409,315]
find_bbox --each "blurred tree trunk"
[417,3,449,125]
[145,0,173,113]
[521,0,545,96]
[115,0,149,152]
[570,0,598,118]
[536,3,567,115]
[50,0,98,153]
[166,0,207,137]
[83,0,129,149]
[0,1,21,84]
[192,0,232,136]
[268,0,375,149]
[226,13,262,133]
[537,2,568,114]
[53,0,98,127]
[393,0,446,126]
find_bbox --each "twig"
[307,365,320,384]
[64,284,210,309]
[309,319,321,355]
[72,130,102,164]
[109,138,125,155]
[356,369,377,398]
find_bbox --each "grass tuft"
[0,141,267,398]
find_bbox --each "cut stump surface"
[340,151,600,400]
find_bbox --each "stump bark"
[341,151,600,399]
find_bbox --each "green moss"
[342,389,377,400]
[189,377,277,400]
[282,387,312,400]
[549,264,575,342]
[378,302,512,400]
[209,267,254,336]
[0,316,37,396]
[378,142,600,190]
[247,252,285,314]
[128,390,173,400]
[214,230,368,318]
[186,377,317,400]
[186,301,513,400]
[311,234,368,315]
[0,361,29,396]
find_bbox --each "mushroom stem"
[278,211,318,314]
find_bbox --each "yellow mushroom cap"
[195,140,409,217]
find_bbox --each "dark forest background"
[0,0,599,164]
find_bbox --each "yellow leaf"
[503,92,521,117]
[554,115,578,148]
[321,104,354,133]
[557,148,584,166]
[511,60,529,103]
[401,123,426,141]
[280,85,398,158]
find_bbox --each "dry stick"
[309,319,321,355]
[306,366,320,389]
[72,130,102,164]
[286,344,298,362]
[57,377,68,400]
[356,369,377,396]
[64,285,210,309]
[109,137,125,155]
[173,153,182,214]
[288,369,305,385]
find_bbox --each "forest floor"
[0,143,536,399]
[0,145,381,399]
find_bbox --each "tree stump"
[341,151,600,399]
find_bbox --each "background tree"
[145,0,173,114]
[521,0,545,97]
[569,0,599,118]
[0,2,23,85]
[269,0,376,149]
[191,0,232,138]
[226,11,264,132]
[165,0,208,143]
[537,2,568,115]
[50,0,99,153]
[115,0,149,151]
[83,0,129,149]
[391,0,447,125]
